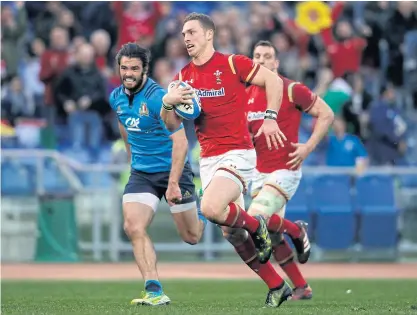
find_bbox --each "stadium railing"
[1,149,417,263]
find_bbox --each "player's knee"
[123,217,146,239]
[200,199,221,221]
[222,228,248,246]
[249,189,287,218]
[180,230,199,245]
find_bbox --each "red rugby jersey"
[175,52,260,157]
[246,76,317,172]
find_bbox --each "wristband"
[162,102,173,111]
[264,109,278,120]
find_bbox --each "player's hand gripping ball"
[168,80,201,120]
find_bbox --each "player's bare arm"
[166,128,189,205]
[118,121,131,164]
[288,96,334,169]
[161,82,193,131]
[251,63,287,150]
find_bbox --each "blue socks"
[198,208,208,229]
[197,189,207,229]
[145,280,162,293]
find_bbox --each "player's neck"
[192,47,215,66]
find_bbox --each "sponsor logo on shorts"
[183,190,192,199]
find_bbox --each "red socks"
[268,213,301,239]
[234,236,284,289]
[224,203,259,234]
[273,239,307,288]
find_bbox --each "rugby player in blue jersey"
[109,43,207,306]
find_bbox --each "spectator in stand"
[270,31,304,81]
[215,26,236,54]
[22,38,46,118]
[54,43,108,162]
[385,2,417,110]
[56,8,82,41]
[39,26,70,122]
[112,2,163,48]
[342,74,373,140]
[353,2,391,98]
[34,1,63,45]
[326,116,369,175]
[2,76,31,125]
[1,1,27,82]
[90,29,112,78]
[164,36,188,74]
[320,2,367,78]
[368,84,408,165]
[404,27,417,110]
[153,57,174,89]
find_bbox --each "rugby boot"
[290,220,311,264]
[264,281,292,307]
[252,215,272,264]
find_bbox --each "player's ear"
[206,29,214,42]
[275,60,280,71]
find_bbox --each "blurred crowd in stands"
[1,1,417,170]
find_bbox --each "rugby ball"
[168,80,201,120]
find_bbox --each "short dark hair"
[253,40,278,58]
[115,42,151,72]
[183,12,216,32]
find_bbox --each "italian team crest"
[139,102,149,116]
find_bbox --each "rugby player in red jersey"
[246,40,334,301]
[161,13,292,307]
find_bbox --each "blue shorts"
[123,162,197,213]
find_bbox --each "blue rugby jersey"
[109,78,185,173]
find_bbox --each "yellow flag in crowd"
[295,1,332,35]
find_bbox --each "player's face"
[182,20,211,58]
[253,46,279,73]
[119,56,146,92]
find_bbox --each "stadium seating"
[285,177,312,237]
[355,175,398,249]
[42,161,73,195]
[1,162,36,196]
[399,174,417,188]
[311,175,355,250]
[78,172,115,189]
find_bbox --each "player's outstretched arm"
[165,128,189,205]
[118,121,131,164]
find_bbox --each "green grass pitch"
[2,279,417,315]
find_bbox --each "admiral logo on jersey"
[196,87,225,98]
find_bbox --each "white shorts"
[250,168,302,217]
[199,149,257,194]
